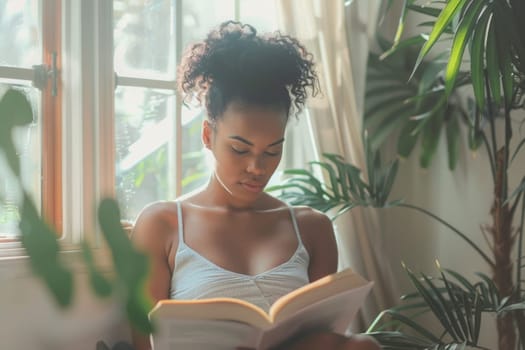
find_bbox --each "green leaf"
[423,274,463,341]
[444,1,486,97]
[323,153,350,201]
[407,4,442,18]
[468,126,484,151]
[417,58,447,106]
[380,159,399,207]
[284,169,325,194]
[369,105,418,148]
[511,138,525,164]
[443,268,475,291]
[371,309,442,343]
[494,2,514,108]
[380,35,426,61]
[397,120,420,158]
[419,109,444,168]
[393,0,409,48]
[462,293,475,341]
[495,0,525,78]
[498,302,525,313]
[311,161,341,200]
[505,177,525,205]
[469,6,492,109]
[412,0,469,79]
[97,198,153,333]
[19,192,73,307]
[365,92,415,129]
[0,88,33,126]
[127,291,155,334]
[473,293,482,342]
[0,87,34,176]
[404,266,456,338]
[446,112,460,170]
[81,241,113,297]
[368,331,436,349]
[474,272,500,308]
[436,268,469,341]
[485,17,502,107]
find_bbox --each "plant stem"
[482,132,496,182]
[485,71,499,170]
[397,203,495,268]
[503,107,512,200]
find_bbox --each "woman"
[131,21,380,350]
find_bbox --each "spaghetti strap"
[175,201,184,243]
[287,205,303,244]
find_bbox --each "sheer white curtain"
[275,0,399,330]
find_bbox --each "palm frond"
[267,145,401,217]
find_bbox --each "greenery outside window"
[0,0,278,256]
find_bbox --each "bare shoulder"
[131,200,179,253]
[293,205,331,223]
[292,206,338,281]
[292,206,333,241]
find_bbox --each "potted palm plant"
[268,0,524,348]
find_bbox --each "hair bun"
[177,20,319,119]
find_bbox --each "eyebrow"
[229,135,285,147]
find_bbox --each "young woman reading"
[131,20,380,350]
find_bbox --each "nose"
[246,156,265,176]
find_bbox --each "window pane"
[0,85,41,238]
[0,0,41,68]
[181,0,235,48]
[181,105,210,194]
[114,0,176,79]
[239,0,278,32]
[115,86,176,221]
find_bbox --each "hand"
[270,331,381,350]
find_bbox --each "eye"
[265,149,282,157]
[231,146,249,155]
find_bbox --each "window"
[0,0,60,241]
[0,0,278,253]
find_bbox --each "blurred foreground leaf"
[98,198,154,334]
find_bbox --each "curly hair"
[177,20,319,121]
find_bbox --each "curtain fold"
[275,0,399,331]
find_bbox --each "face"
[203,101,287,203]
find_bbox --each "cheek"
[265,155,282,173]
[213,149,242,172]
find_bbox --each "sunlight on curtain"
[275,0,399,331]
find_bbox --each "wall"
[380,115,525,349]
[0,256,132,350]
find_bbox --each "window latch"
[32,51,58,96]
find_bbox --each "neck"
[203,173,262,211]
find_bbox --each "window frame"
[0,0,289,261]
[0,0,62,248]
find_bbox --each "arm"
[276,208,380,350]
[295,207,338,282]
[129,203,176,350]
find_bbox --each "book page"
[258,281,373,349]
[151,298,272,329]
[270,268,369,322]
[151,318,261,350]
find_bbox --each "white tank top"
[170,202,310,312]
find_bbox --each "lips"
[241,182,265,193]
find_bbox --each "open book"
[149,268,373,350]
